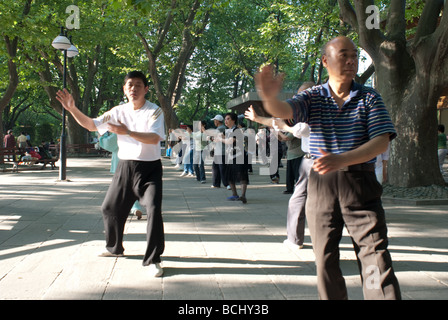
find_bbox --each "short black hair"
[124,71,148,87]
[225,112,238,122]
[439,124,445,133]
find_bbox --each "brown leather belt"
[339,163,375,172]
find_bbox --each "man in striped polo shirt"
[255,36,401,299]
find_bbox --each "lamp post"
[52,27,78,181]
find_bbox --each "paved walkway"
[0,157,447,300]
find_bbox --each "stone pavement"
[0,157,447,301]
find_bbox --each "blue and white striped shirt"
[286,81,396,163]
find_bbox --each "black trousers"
[101,160,164,266]
[306,168,401,300]
[285,155,302,192]
[212,154,228,187]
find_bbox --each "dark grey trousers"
[101,159,164,266]
[286,157,313,245]
[306,168,401,300]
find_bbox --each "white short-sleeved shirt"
[292,122,310,153]
[93,101,165,161]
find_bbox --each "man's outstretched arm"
[56,88,97,132]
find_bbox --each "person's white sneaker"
[283,239,303,250]
[180,171,187,177]
[98,251,124,257]
[148,263,163,277]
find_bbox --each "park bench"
[48,144,59,156]
[36,156,58,170]
[0,146,58,172]
[0,147,23,172]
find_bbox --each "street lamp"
[52,26,79,181]
[66,36,79,58]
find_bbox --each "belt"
[304,153,312,159]
[339,163,375,172]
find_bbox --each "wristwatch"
[126,130,132,136]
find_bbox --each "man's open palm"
[255,65,285,101]
[56,89,76,112]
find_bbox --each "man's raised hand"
[254,65,285,101]
[56,88,76,112]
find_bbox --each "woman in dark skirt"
[222,112,249,204]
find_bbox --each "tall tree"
[125,0,215,129]
[0,0,32,141]
[20,0,145,144]
[338,0,447,187]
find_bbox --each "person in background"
[4,129,16,148]
[268,127,283,184]
[270,82,316,252]
[17,132,28,151]
[244,106,288,185]
[220,112,249,203]
[179,125,195,177]
[166,128,177,159]
[173,126,185,170]
[193,120,207,183]
[210,115,229,189]
[375,144,390,184]
[256,126,268,165]
[277,130,302,194]
[273,119,312,251]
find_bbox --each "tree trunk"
[0,36,19,139]
[0,0,31,142]
[159,96,180,131]
[383,77,444,187]
[337,0,447,187]
[136,0,211,132]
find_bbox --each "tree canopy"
[1,0,446,187]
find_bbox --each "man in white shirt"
[56,71,165,277]
[273,119,312,250]
[375,145,390,184]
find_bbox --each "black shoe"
[282,190,293,194]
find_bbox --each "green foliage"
[2,0,425,134]
[4,90,61,145]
